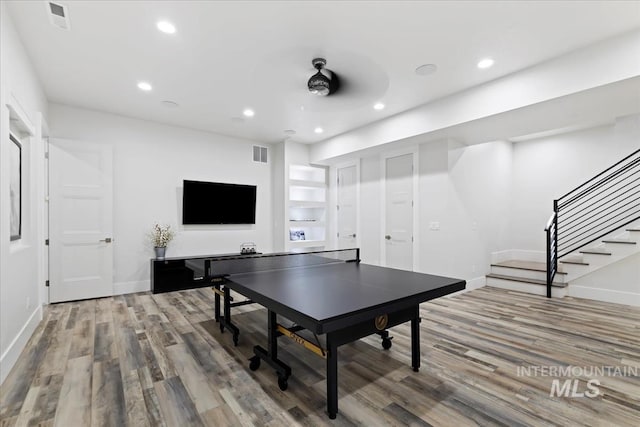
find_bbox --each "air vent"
[253,146,268,164]
[47,1,71,30]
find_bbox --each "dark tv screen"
[183,180,257,224]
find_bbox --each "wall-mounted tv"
[182,180,257,224]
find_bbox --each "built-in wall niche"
[289,226,325,242]
[286,164,327,250]
[289,165,326,183]
[289,206,325,223]
[289,186,325,202]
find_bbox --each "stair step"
[626,227,640,232]
[490,260,567,275]
[559,257,589,266]
[579,248,612,255]
[485,273,567,288]
[602,238,637,245]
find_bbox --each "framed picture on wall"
[10,134,22,241]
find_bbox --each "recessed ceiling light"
[137,81,152,91]
[373,103,385,110]
[243,109,255,117]
[477,58,494,69]
[157,21,176,34]
[314,127,323,134]
[415,64,437,76]
[161,100,179,108]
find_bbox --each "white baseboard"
[569,285,640,307]
[446,276,485,298]
[491,249,545,264]
[113,280,150,295]
[491,250,513,264]
[1,305,43,385]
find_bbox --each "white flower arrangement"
[149,223,174,248]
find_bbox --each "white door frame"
[40,118,50,305]
[49,138,114,302]
[330,159,360,250]
[380,147,419,270]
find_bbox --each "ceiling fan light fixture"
[308,71,331,96]
[308,58,337,96]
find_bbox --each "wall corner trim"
[7,92,36,136]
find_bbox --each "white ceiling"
[7,1,640,144]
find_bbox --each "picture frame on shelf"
[289,229,306,241]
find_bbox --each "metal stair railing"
[545,148,640,298]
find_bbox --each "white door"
[337,165,357,249]
[49,139,113,303]
[384,153,413,270]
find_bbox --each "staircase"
[487,222,640,298]
[487,148,640,299]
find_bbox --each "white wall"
[569,253,640,306]
[346,139,512,285]
[336,116,638,295]
[359,155,382,265]
[271,142,285,252]
[419,140,513,279]
[510,114,640,252]
[48,104,274,294]
[0,3,48,384]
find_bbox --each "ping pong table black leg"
[250,310,291,390]
[411,306,421,372]
[220,286,240,346]
[326,334,338,419]
[213,284,220,323]
[268,310,278,359]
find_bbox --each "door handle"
[99,237,112,243]
[348,234,356,238]
[385,235,391,240]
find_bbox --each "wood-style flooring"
[1,286,639,426]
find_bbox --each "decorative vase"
[154,247,166,259]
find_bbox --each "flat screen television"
[182,180,257,224]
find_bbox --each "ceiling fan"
[307,58,340,96]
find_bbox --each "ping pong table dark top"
[203,248,465,419]
[224,261,463,334]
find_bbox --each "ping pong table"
[203,248,465,419]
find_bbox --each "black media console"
[150,252,260,294]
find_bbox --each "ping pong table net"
[204,248,360,277]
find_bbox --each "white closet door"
[49,138,113,302]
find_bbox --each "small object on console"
[240,242,257,254]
